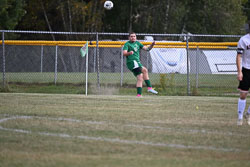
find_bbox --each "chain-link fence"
[0,30,242,96]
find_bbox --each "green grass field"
[1,72,238,86]
[0,93,249,167]
[1,72,240,96]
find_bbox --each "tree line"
[0,0,250,40]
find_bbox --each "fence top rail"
[0,40,238,47]
[0,30,243,38]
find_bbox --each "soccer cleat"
[237,119,243,126]
[245,113,250,125]
[147,88,158,94]
[136,94,142,97]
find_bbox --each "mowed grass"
[1,72,240,96]
[0,93,250,167]
[1,72,238,87]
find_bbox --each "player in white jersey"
[236,33,250,125]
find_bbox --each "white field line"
[0,115,246,152]
[1,114,246,137]
[13,115,250,137]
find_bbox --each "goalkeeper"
[123,32,158,97]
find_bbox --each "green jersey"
[123,41,144,71]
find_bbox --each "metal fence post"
[54,45,58,85]
[93,47,96,73]
[146,51,149,69]
[96,32,100,92]
[120,46,123,86]
[41,45,43,73]
[85,43,89,96]
[196,46,199,89]
[186,34,190,95]
[2,31,5,88]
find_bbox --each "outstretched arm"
[143,41,155,51]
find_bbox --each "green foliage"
[158,73,176,95]
[13,83,87,94]
[159,74,167,93]
[1,0,249,38]
[0,0,26,30]
[242,0,250,21]
[192,86,199,96]
[0,83,10,92]
[185,0,247,35]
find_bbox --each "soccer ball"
[104,1,113,10]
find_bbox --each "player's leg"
[245,69,250,125]
[237,92,248,125]
[237,68,250,125]
[141,67,158,94]
[136,73,143,97]
[132,67,143,97]
[243,68,250,125]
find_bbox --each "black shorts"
[132,67,142,76]
[238,67,250,92]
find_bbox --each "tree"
[243,0,250,22]
[0,0,26,30]
[13,0,248,37]
[185,0,246,35]
[17,0,107,39]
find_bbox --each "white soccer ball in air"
[104,1,114,10]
